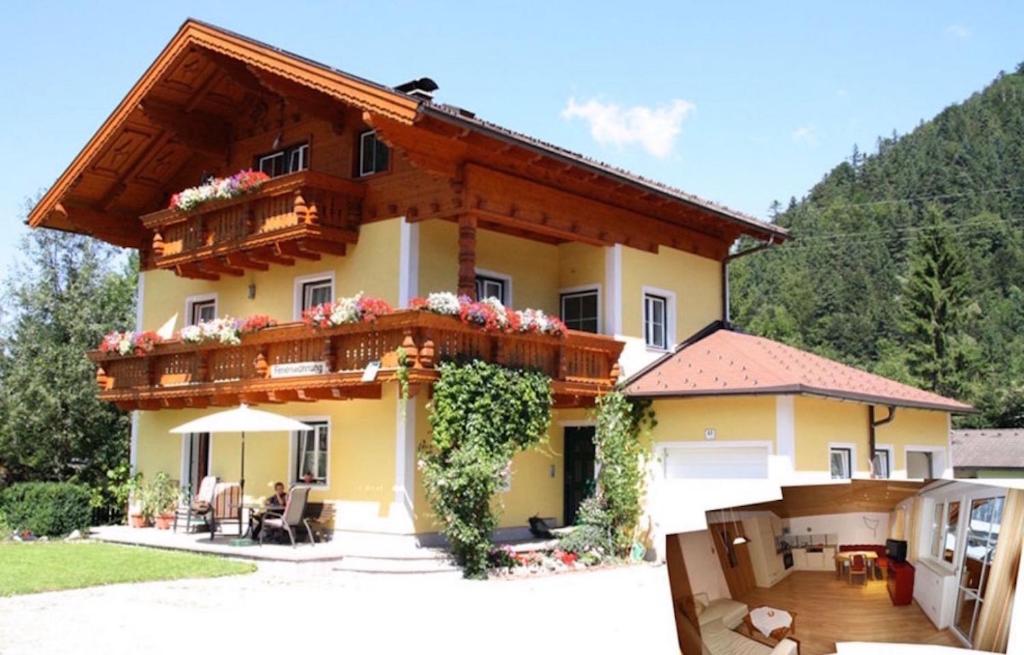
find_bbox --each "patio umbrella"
[169,404,311,498]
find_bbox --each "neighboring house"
[27,20,970,542]
[951,429,1024,478]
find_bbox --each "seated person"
[267,482,287,508]
[299,471,316,485]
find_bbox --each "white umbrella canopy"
[170,405,311,498]
[169,404,310,434]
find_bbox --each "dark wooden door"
[187,432,210,494]
[563,426,596,525]
[708,522,757,598]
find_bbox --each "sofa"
[694,594,748,630]
[838,544,888,578]
[700,625,799,655]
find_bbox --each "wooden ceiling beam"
[97,131,175,211]
[247,246,295,266]
[300,238,347,257]
[174,263,219,281]
[245,66,348,133]
[138,98,231,159]
[276,241,320,261]
[184,66,227,113]
[52,203,148,249]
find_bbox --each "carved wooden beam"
[175,263,219,281]
[52,203,148,249]
[225,252,270,271]
[247,246,295,266]
[245,66,348,133]
[138,99,231,159]
[202,258,245,277]
[457,213,477,299]
[97,131,175,211]
[276,241,320,261]
[300,238,346,257]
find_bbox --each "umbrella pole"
[240,431,246,497]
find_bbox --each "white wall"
[785,512,890,545]
[678,530,731,601]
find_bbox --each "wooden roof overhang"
[28,19,786,263]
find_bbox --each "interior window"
[475,275,508,304]
[301,278,333,311]
[256,142,309,177]
[359,131,390,176]
[644,293,668,349]
[930,502,945,559]
[294,421,329,485]
[830,447,852,479]
[188,299,216,326]
[560,289,599,333]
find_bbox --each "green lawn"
[0,541,255,596]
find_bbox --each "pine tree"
[897,207,975,397]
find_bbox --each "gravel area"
[0,560,678,654]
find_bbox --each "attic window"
[359,131,390,176]
[256,142,309,177]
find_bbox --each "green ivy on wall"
[420,360,552,578]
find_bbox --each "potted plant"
[146,472,180,530]
[126,473,147,528]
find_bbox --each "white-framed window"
[293,272,335,319]
[560,287,600,333]
[359,130,390,176]
[872,445,894,479]
[830,446,853,479]
[475,270,511,305]
[906,446,945,479]
[256,142,309,177]
[292,419,329,487]
[928,499,961,565]
[643,292,669,349]
[185,294,217,326]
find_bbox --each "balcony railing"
[141,170,364,279]
[88,311,625,410]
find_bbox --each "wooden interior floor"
[735,571,963,655]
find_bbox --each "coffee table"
[740,606,796,646]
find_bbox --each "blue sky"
[0,1,1021,279]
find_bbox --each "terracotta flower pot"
[129,514,148,528]
[154,513,175,530]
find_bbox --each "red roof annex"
[623,326,973,413]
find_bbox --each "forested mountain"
[731,63,1024,427]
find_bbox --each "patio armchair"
[174,475,217,533]
[260,485,315,548]
[206,482,243,540]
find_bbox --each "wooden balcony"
[141,171,364,279]
[88,311,625,410]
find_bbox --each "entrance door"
[563,426,596,526]
[708,522,757,598]
[184,432,210,496]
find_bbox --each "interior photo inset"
[666,480,1023,655]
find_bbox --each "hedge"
[0,482,92,537]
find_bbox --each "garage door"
[663,444,770,479]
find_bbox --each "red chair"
[849,554,868,585]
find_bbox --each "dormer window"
[256,142,309,177]
[359,131,390,176]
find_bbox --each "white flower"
[481,296,509,328]
[180,325,202,343]
[424,292,460,316]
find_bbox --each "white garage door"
[663,444,770,479]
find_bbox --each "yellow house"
[27,20,969,543]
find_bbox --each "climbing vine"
[420,360,552,578]
[395,347,410,401]
[571,391,655,557]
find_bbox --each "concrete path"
[0,560,679,654]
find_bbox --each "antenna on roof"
[395,77,439,101]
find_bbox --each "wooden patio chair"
[174,475,217,533]
[848,554,868,585]
[206,482,242,540]
[260,485,315,548]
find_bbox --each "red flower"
[409,297,427,310]
[240,314,277,334]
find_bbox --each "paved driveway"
[0,561,678,654]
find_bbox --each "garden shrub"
[0,508,9,540]
[420,360,552,579]
[559,496,615,557]
[0,481,92,536]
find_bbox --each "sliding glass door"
[953,496,1004,644]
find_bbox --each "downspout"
[721,236,777,325]
[868,405,897,478]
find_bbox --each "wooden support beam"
[138,99,231,159]
[97,131,174,211]
[276,241,320,261]
[301,238,347,257]
[457,213,477,299]
[245,65,348,133]
[225,252,270,271]
[247,249,295,267]
[52,203,148,249]
[202,258,245,277]
[175,263,219,281]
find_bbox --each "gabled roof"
[951,429,1024,468]
[27,18,786,248]
[623,324,973,413]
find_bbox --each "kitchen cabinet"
[791,546,835,572]
[792,548,807,570]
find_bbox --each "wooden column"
[457,213,477,299]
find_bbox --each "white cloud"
[946,24,971,39]
[561,97,695,158]
[792,125,819,146]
